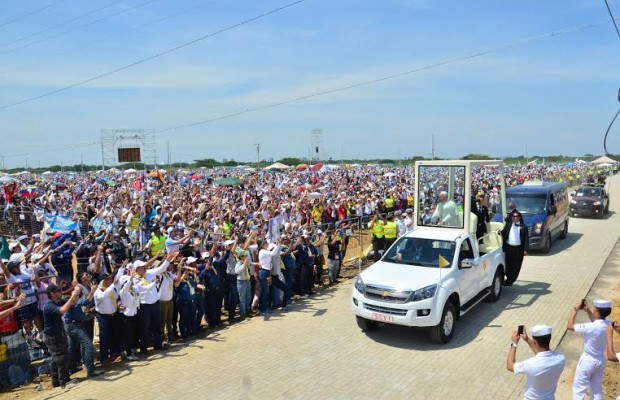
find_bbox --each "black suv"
[569,186,609,218]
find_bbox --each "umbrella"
[214,177,242,186]
[310,163,323,172]
[190,175,201,180]
[295,164,309,171]
[383,172,396,178]
[308,192,321,200]
[124,168,137,173]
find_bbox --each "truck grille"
[364,284,411,304]
[364,303,408,316]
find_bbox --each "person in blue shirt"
[293,235,318,296]
[51,230,79,283]
[174,263,197,339]
[198,252,222,328]
[63,281,101,377]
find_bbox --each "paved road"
[38,176,620,400]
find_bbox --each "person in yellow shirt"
[368,214,385,261]
[312,202,323,225]
[383,212,398,250]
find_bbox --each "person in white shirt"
[93,273,120,362]
[430,191,459,227]
[568,299,612,400]
[1,260,42,337]
[118,271,140,361]
[133,252,178,354]
[158,262,176,344]
[605,322,620,399]
[394,210,406,237]
[506,324,565,400]
[257,239,281,314]
[404,208,414,232]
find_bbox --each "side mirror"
[460,258,477,269]
[548,205,557,215]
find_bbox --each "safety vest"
[129,214,140,232]
[384,221,398,239]
[385,198,394,209]
[222,222,232,239]
[151,235,166,256]
[370,221,384,239]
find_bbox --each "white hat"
[17,235,28,242]
[530,325,552,337]
[8,242,19,251]
[30,253,44,262]
[132,260,146,269]
[187,256,198,264]
[594,299,612,308]
[201,252,210,259]
[9,254,22,263]
[167,227,174,234]
[224,239,235,247]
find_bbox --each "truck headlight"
[593,201,601,206]
[570,199,577,204]
[354,276,365,294]
[534,222,542,235]
[410,284,438,302]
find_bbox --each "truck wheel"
[485,269,503,302]
[559,222,568,239]
[356,316,378,332]
[605,203,610,214]
[541,233,551,254]
[430,302,456,344]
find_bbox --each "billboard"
[118,147,141,162]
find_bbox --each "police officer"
[506,324,565,399]
[368,214,385,261]
[567,298,612,400]
[383,212,398,250]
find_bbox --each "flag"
[44,213,80,234]
[133,181,142,191]
[438,255,450,268]
[20,186,37,198]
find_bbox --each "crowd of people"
[0,161,611,391]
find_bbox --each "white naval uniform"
[513,350,565,400]
[573,319,611,400]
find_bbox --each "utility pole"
[80,154,84,173]
[167,141,171,170]
[431,133,435,160]
[100,139,105,171]
[254,143,261,168]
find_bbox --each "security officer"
[145,227,166,259]
[368,214,385,261]
[567,298,612,400]
[506,324,565,399]
[404,208,414,232]
[383,212,398,250]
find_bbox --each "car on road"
[570,186,610,218]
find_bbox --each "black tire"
[430,302,456,344]
[540,233,551,254]
[356,316,378,332]
[559,222,568,239]
[598,210,605,219]
[605,203,610,214]
[570,212,576,218]
[485,268,503,302]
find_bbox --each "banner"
[89,217,111,233]
[44,213,80,234]
[268,218,280,243]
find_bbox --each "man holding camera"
[567,298,612,400]
[506,324,565,399]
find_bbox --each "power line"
[0,0,125,50]
[0,0,307,111]
[0,0,159,56]
[0,0,68,30]
[157,19,611,134]
[604,0,620,41]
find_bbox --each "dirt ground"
[602,287,620,399]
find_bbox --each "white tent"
[124,168,137,173]
[591,155,617,165]
[383,172,396,178]
[264,162,291,170]
[41,171,53,175]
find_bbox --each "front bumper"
[351,288,440,327]
[570,205,603,217]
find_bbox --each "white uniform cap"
[187,257,198,264]
[593,299,612,308]
[8,242,19,251]
[132,260,146,269]
[30,253,44,262]
[201,252,210,259]
[530,325,552,337]
[9,253,22,263]
[224,240,235,247]
[18,235,28,242]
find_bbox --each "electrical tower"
[254,143,261,167]
[309,128,324,162]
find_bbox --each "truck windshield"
[383,237,455,268]
[506,194,547,215]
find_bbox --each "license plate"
[372,313,393,323]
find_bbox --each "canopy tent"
[591,155,617,165]
[41,171,53,175]
[264,162,291,170]
[214,177,242,186]
[124,168,137,173]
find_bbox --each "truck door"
[456,237,479,303]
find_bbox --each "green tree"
[277,157,303,166]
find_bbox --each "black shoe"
[87,371,103,378]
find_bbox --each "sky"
[1,0,620,169]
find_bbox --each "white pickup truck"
[351,160,507,343]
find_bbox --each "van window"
[506,195,546,215]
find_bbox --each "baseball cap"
[186,257,198,264]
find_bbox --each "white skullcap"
[593,299,612,308]
[530,325,552,337]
